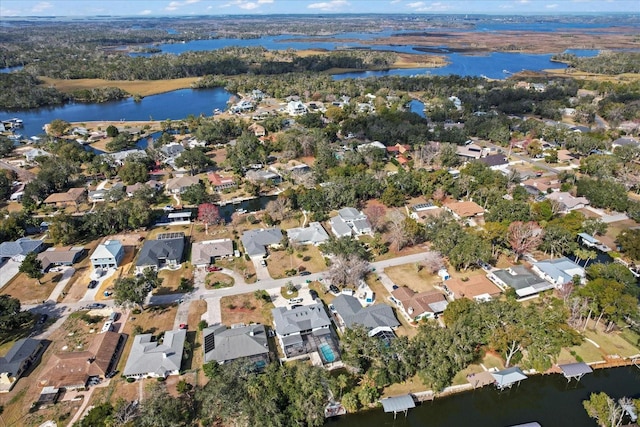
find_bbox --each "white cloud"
[307,0,349,11]
[31,2,53,13]
[518,0,530,3]
[406,1,451,11]
[239,2,260,9]
[258,0,274,3]
[390,0,402,4]
[165,0,201,11]
[139,9,153,15]
[546,3,558,7]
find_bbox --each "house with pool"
[271,303,340,365]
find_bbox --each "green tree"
[583,392,625,427]
[106,125,119,137]
[48,119,70,136]
[118,161,149,185]
[138,384,193,427]
[617,229,640,262]
[0,295,32,335]
[19,252,43,284]
[78,402,114,427]
[180,183,210,206]
[0,136,13,158]
[175,148,213,176]
[114,276,148,310]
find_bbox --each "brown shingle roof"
[444,201,484,217]
[446,275,502,300]
[43,188,85,204]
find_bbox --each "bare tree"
[422,252,445,274]
[508,221,544,262]
[265,197,291,223]
[387,210,408,252]
[415,142,440,169]
[326,254,370,288]
[364,204,386,232]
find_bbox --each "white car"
[163,205,174,212]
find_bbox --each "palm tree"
[574,248,597,268]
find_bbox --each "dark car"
[290,305,302,309]
[329,285,340,294]
[309,290,319,300]
[87,303,106,309]
[88,280,98,289]
[299,271,311,276]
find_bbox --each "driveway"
[173,294,191,330]
[252,258,272,281]
[46,267,75,302]
[271,285,313,308]
[0,258,20,290]
[80,268,116,302]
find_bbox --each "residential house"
[135,232,185,273]
[245,169,282,185]
[185,138,206,148]
[611,137,640,149]
[410,203,443,221]
[160,142,185,160]
[123,329,186,379]
[208,172,237,192]
[386,143,411,156]
[126,180,163,197]
[478,154,509,171]
[287,101,307,116]
[488,266,554,298]
[241,228,282,258]
[332,294,399,335]
[391,287,449,321]
[521,177,561,195]
[0,339,46,392]
[287,222,330,246]
[231,100,254,113]
[43,188,86,208]
[456,143,484,160]
[443,201,484,220]
[0,237,45,262]
[103,149,147,166]
[531,257,585,288]
[444,275,502,302]
[545,192,589,213]
[271,303,332,358]
[448,96,462,110]
[248,123,266,138]
[37,246,85,271]
[24,148,50,163]
[165,175,200,195]
[191,239,234,267]
[90,240,124,270]
[356,141,386,152]
[329,207,372,237]
[40,332,125,389]
[202,324,270,367]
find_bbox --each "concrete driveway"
[0,258,20,290]
[271,285,313,308]
[252,258,272,281]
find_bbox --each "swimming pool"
[319,343,336,363]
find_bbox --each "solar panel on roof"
[157,232,185,240]
[204,332,216,353]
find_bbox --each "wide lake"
[326,366,640,427]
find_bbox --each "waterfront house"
[37,246,85,272]
[40,332,124,389]
[0,237,45,262]
[332,294,399,333]
[90,240,124,270]
[24,148,50,163]
[245,169,282,185]
[135,232,185,273]
[102,149,147,166]
[488,266,554,298]
[391,287,448,321]
[287,222,330,246]
[0,339,46,393]
[191,239,234,267]
[241,228,283,258]
[165,175,200,194]
[43,188,86,208]
[123,329,185,379]
[207,172,237,192]
[248,123,266,137]
[126,180,163,197]
[202,324,270,367]
[271,303,332,358]
[531,257,585,288]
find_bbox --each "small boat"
[235,208,247,214]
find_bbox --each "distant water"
[326,366,640,427]
[0,87,233,138]
[409,100,426,118]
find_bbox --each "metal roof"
[559,362,593,378]
[491,367,528,387]
[381,395,415,413]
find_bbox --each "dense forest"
[552,51,640,74]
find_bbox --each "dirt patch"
[1,272,57,304]
[155,265,194,295]
[266,245,326,279]
[384,263,439,293]
[220,293,274,326]
[205,272,234,289]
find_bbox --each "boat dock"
[578,232,611,252]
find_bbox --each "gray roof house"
[545,192,589,213]
[37,246,85,271]
[191,239,234,267]
[90,240,124,270]
[332,294,400,333]
[272,303,331,358]
[488,266,554,298]
[241,228,282,258]
[0,339,45,393]
[203,324,270,366]
[287,222,330,246]
[165,175,200,194]
[531,257,585,288]
[136,233,185,272]
[123,329,186,379]
[329,207,372,237]
[0,237,45,262]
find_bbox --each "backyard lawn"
[155,264,194,295]
[220,292,274,326]
[217,256,257,284]
[384,263,439,293]
[1,271,59,304]
[266,245,326,279]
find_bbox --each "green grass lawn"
[583,329,640,358]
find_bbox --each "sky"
[0,0,638,17]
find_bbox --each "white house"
[287,222,330,246]
[287,101,307,116]
[123,329,186,379]
[90,240,124,270]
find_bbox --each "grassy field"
[1,272,58,304]
[39,76,201,96]
[384,263,439,293]
[155,264,194,295]
[205,272,235,288]
[220,293,274,326]
[216,256,256,284]
[266,245,326,279]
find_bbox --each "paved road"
[0,259,20,290]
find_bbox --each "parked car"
[163,205,174,212]
[299,271,311,276]
[206,265,222,272]
[88,280,98,289]
[288,297,303,304]
[290,305,302,310]
[260,259,267,267]
[329,285,340,294]
[392,285,399,290]
[309,290,319,300]
[328,304,337,313]
[87,303,106,309]
[179,323,187,330]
